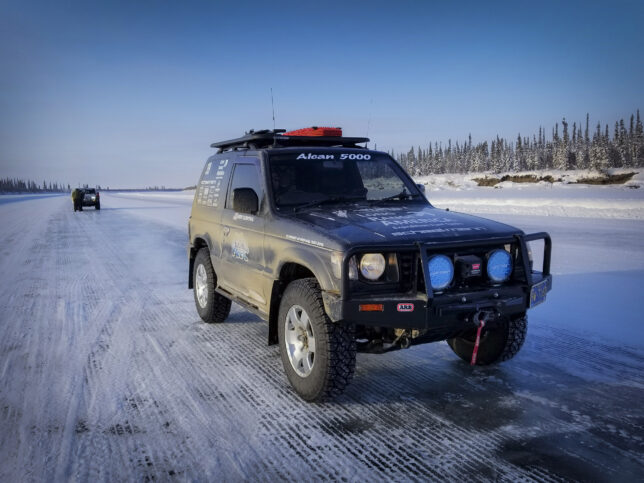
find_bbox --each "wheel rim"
[284,305,316,377]
[195,263,208,308]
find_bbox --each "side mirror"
[416,183,426,193]
[232,188,259,214]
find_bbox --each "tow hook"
[399,335,411,349]
[393,329,412,349]
[393,332,411,349]
[471,309,492,328]
[470,310,492,366]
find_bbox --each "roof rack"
[211,129,369,153]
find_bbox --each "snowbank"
[416,169,644,219]
[416,168,644,191]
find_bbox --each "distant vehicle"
[82,188,100,210]
[187,127,553,401]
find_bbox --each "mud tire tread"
[499,315,527,362]
[447,315,527,365]
[194,248,231,324]
[278,278,356,402]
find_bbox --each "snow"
[0,184,643,481]
[417,168,644,190]
[0,193,66,205]
[417,169,644,219]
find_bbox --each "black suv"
[82,188,100,210]
[188,128,552,401]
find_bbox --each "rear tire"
[447,315,527,365]
[278,278,356,402]
[193,248,231,323]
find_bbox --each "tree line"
[396,110,644,176]
[0,178,72,193]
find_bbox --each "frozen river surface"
[0,192,642,481]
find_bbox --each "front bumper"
[325,232,552,337]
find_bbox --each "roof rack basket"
[211,129,369,153]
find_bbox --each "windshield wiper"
[293,195,365,212]
[371,190,422,204]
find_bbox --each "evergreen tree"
[590,123,608,171]
[553,119,568,170]
[515,134,524,171]
[636,110,643,166]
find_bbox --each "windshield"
[269,152,422,209]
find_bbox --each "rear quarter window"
[195,157,232,208]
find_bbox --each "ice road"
[0,192,642,482]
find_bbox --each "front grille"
[398,252,415,292]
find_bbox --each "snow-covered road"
[0,192,642,481]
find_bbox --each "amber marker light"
[359,304,384,312]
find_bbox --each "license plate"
[529,277,551,308]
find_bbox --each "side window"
[225,163,264,210]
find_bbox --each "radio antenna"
[270,88,276,130]
[365,98,373,147]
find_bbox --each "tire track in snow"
[63,208,260,480]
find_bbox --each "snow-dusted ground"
[419,169,644,219]
[0,186,643,481]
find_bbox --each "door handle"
[223,226,230,236]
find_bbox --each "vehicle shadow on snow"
[345,351,530,419]
[190,304,263,325]
[344,353,643,480]
[343,343,643,442]
[225,308,262,323]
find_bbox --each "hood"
[291,202,522,247]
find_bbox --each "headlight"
[428,255,454,290]
[487,249,513,282]
[359,253,386,281]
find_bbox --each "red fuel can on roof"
[283,126,342,137]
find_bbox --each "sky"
[1,0,643,188]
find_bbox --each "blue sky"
[1,0,643,188]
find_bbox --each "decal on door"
[231,237,249,262]
[233,213,255,222]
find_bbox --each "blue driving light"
[487,249,513,283]
[428,255,454,290]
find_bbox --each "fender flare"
[267,246,339,345]
[188,234,215,289]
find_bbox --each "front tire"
[278,278,356,402]
[193,248,231,323]
[447,315,527,365]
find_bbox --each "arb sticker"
[397,303,414,312]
